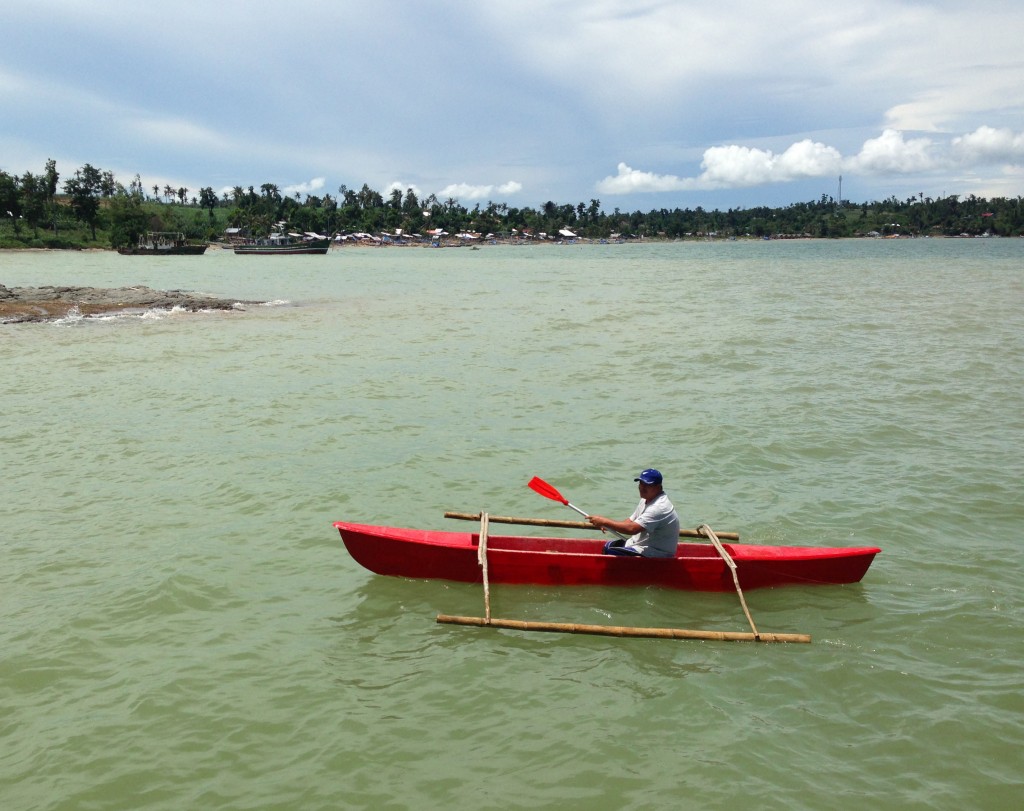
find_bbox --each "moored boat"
[117,232,207,255]
[233,233,330,255]
[333,522,881,591]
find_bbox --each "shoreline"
[1,232,1003,257]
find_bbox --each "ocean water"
[1,239,1021,810]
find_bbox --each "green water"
[2,240,1022,810]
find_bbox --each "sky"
[3,0,1024,212]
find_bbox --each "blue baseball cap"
[634,469,663,485]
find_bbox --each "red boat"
[333,522,880,592]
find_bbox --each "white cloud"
[598,125,1024,195]
[598,140,843,193]
[844,129,937,174]
[952,126,1024,165]
[596,163,697,194]
[436,181,523,200]
[702,140,843,187]
[775,140,845,179]
[283,177,326,196]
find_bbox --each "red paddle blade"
[527,476,568,505]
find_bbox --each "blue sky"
[4,0,1023,212]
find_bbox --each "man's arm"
[587,515,644,536]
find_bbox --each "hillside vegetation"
[2,160,1022,249]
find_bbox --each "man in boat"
[587,469,681,557]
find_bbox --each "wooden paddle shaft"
[444,511,739,541]
[437,615,809,643]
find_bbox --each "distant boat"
[233,233,330,255]
[117,232,207,255]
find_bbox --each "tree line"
[2,159,1022,249]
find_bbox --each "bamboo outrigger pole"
[445,511,740,541]
[436,615,811,644]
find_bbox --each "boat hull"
[333,522,880,591]
[233,238,330,255]
[117,244,208,255]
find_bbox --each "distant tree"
[107,188,149,248]
[20,172,48,236]
[44,158,61,235]
[177,187,188,205]
[322,193,337,235]
[384,188,403,229]
[43,159,60,199]
[163,184,174,203]
[401,188,420,215]
[152,184,160,200]
[358,184,383,210]
[100,170,117,197]
[1,170,21,235]
[63,164,104,240]
[335,184,354,208]
[199,187,218,219]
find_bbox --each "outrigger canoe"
[333,522,880,592]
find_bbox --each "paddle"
[527,477,629,541]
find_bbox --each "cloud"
[702,140,843,186]
[597,140,842,193]
[436,181,523,200]
[596,164,698,194]
[283,177,326,196]
[952,125,1024,165]
[599,125,1024,195]
[844,129,937,174]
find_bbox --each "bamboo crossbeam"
[436,614,810,644]
[444,511,739,541]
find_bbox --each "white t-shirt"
[626,492,680,557]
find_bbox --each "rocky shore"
[0,284,261,324]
